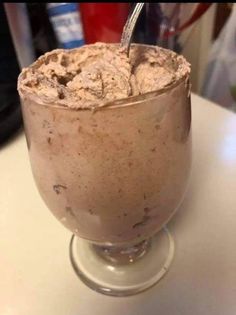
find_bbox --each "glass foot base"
[69,227,174,297]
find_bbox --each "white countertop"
[0,94,236,315]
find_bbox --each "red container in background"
[80,3,130,44]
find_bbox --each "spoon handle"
[120,3,144,56]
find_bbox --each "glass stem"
[92,239,151,265]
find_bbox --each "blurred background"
[0,3,235,143]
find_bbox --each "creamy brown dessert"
[18,43,191,245]
[18,43,190,108]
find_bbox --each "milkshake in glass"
[18,43,191,296]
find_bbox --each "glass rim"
[20,75,189,112]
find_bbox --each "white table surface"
[0,93,236,315]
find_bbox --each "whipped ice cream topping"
[18,43,190,109]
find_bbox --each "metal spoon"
[120,3,145,56]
